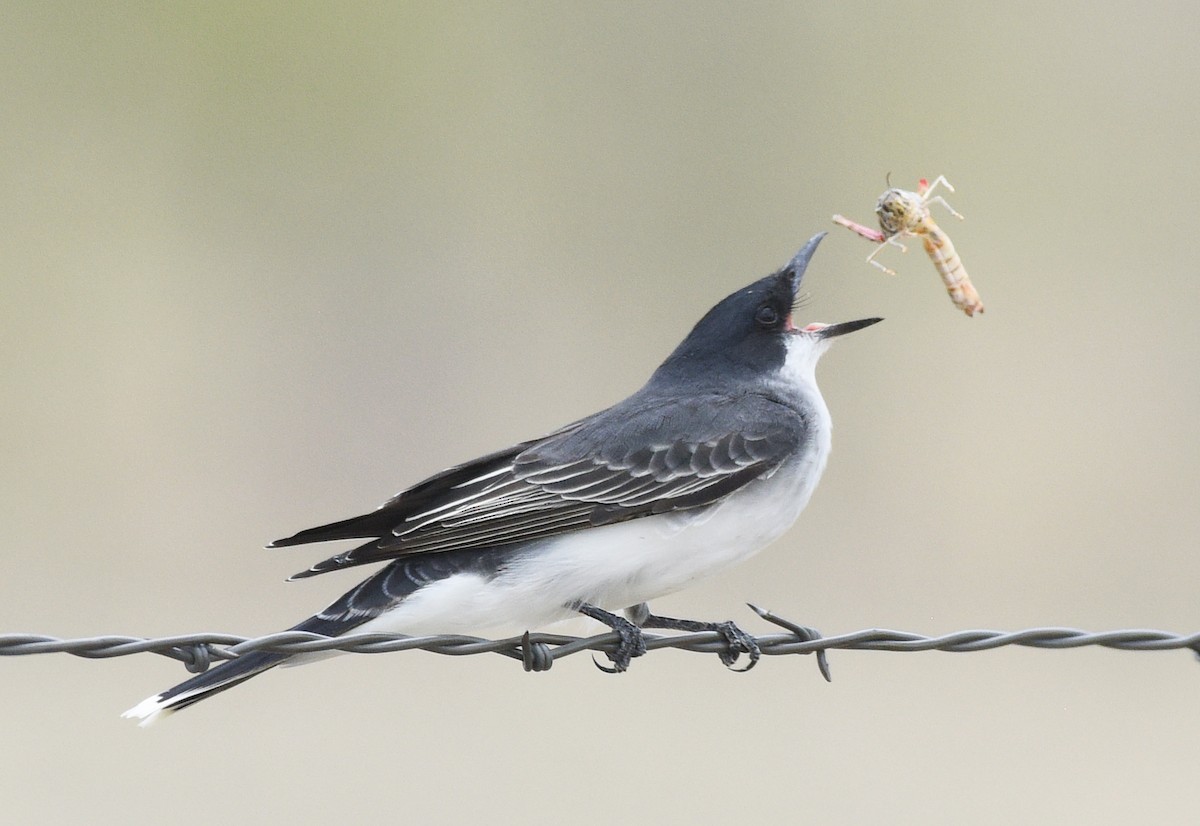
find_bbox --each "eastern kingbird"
[124,232,880,725]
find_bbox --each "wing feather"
[285,393,807,578]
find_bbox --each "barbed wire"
[4,605,1198,680]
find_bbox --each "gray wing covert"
[292,393,805,577]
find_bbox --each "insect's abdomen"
[922,226,984,317]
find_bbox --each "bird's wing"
[281,393,806,579]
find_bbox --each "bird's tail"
[122,550,499,725]
[121,615,345,727]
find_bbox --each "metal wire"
[4,604,1198,680]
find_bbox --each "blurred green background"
[3,3,1199,823]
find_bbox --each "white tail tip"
[121,694,175,728]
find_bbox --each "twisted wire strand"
[4,607,1198,678]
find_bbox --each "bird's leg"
[625,602,760,672]
[576,602,646,673]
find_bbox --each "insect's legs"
[926,196,965,221]
[921,175,955,198]
[920,176,964,220]
[832,214,886,243]
[865,236,907,275]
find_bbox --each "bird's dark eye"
[755,305,778,327]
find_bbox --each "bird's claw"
[591,622,646,673]
[628,605,760,672]
[577,602,647,673]
[713,620,761,672]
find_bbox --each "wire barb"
[4,621,1199,675]
[748,603,832,681]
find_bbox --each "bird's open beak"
[783,234,881,339]
[801,317,884,338]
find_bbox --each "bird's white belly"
[355,434,830,639]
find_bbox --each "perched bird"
[123,232,880,725]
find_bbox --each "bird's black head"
[650,233,827,386]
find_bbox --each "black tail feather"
[122,614,353,724]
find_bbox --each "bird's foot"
[626,603,760,672]
[576,602,647,673]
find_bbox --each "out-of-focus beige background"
[3,3,1198,823]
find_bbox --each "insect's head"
[875,189,917,236]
